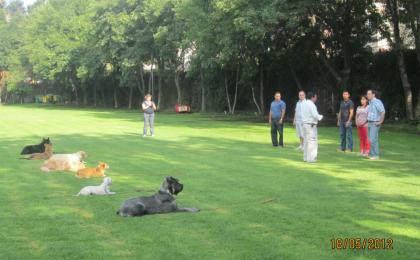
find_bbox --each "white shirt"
[301,99,323,124]
[295,100,304,123]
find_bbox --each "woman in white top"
[355,95,370,156]
[141,94,157,137]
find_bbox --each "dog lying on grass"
[75,177,115,196]
[22,143,53,160]
[21,137,51,155]
[117,176,199,217]
[41,151,87,172]
[75,162,108,178]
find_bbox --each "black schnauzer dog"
[117,176,199,217]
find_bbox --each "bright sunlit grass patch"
[0,104,419,259]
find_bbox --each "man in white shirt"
[301,92,323,163]
[293,90,306,151]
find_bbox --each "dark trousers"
[339,122,353,151]
[271,119,284,147]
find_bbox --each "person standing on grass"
[367,89,385,160]
[301,92,323,163]
[337,91,354,152]
[142,94,156,137]
[269,91,286,147]
[356,95,370,157]
[293,90,306,151]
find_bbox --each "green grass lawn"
[0,105,419,259]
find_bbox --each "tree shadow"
[0,128,419,258]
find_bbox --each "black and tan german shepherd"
[20,138,51,155]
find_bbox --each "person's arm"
[378,112,385,125]
[348,109,354,122]
[337,110,341,127]
[152,102,157,110]
[141,102,148,111]
[269,111,272,124]
[375,101,385,126]
[293,111,296,126]
[279,106,286,124]
[310,102,323,121]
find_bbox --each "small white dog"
[75,177,116,196]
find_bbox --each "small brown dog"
[22,143,53,160]
[75,162,109,179]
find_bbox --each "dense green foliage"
[0,0,419,118]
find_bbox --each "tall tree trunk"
[408,2,420,117]
[200,67,206,112]
[232,64,240,114]
[259,67,265,114]
[289,65,303,90]
[82,84,88,106]
[113,87,119,108]
[251,86,262,115]
[139,64,146,95]
[101,87,106,107]
[157,58,163,110]
[150,55,154,96]
[387,0,415,120]
[224,71,232,114]
[128,85,133,109]
[174,71,182,104]
[93,83,97,107]
[70,78,79,106]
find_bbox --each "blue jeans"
[339,122,353,151]
[143,113,155,135]
[368,122,381,157]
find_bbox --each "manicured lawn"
[0,105,419,259]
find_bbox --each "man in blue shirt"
[269,91,286,147]
[366,89,385,160]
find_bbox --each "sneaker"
[368,156,379,160]
[346,149,353,153]
[151,134,155,137]
[337,149,345,152]
[142,134,147,137]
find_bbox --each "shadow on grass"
[0,129,419,258]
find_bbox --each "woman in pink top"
[356,96,370,156]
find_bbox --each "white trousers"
[303,124,318,163]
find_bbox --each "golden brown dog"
[75,162,109,179]
[41,151,87,172]
[25,143,53,160]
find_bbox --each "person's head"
[360,95,368,107]
[307,91,317,102]
[342,91,350,101]
[298,90,306,101]
[366,89,376,100]
[274,91,281,101]
[144,94,152,101]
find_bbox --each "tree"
[385,0,415,120]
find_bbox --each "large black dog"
[20,138,51,155]
[117,176,199,217]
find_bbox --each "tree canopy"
[0,0,419,119]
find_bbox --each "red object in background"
[175,104,191,113]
